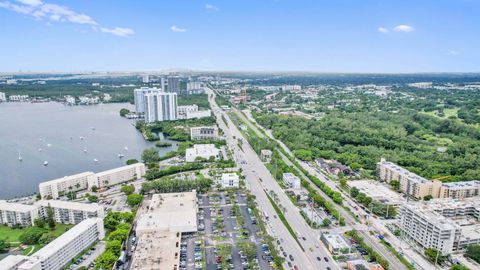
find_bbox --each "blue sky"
[0,0,479,72]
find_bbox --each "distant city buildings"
[221,173,239,188]
[407,82,433,89]
[0,91,6,102]
[282,173,301,189]
[378,158,480,200]
[131,191,197,270]
[186,81,204,94]
[190,126,219,140]
[9,95,29,102]
[0,201,38,227]
[39,163,146,199]
[142,74,150,84]
[167,75,180,93]
[2,218,105,270]
[185,144,220,162]
[144,91,178,123]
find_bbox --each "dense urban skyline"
[1,0,479,72]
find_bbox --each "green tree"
[0,239,10,253]
[119,108,130,117]
[465,244,480,263]
[96,251,117,270]
[390,180,400,191]
[34,218,46,228]
[19,227,46,245]
[90,185,98,192]
[322,218,332,227]
[294,149,313,161]
[142,147,160,164]
[127,194,144,208]
[87,194,99,203]
[126,159,139,165]
[121,185,135,195]
[350,187,359,197]
[450,265,470,270]
[106,240,122,256]
[46,206,56,230]
[108,229,129,242]
[423,195,433,201]
[424,248,447,265]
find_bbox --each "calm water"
[0,102,177,199]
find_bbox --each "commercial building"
[34,200,104,225]
[221,173,240,188]
[186,109,211,119]
[167,75,180,93]
[1,218,105,270]
[0,91,6,102]
[133,87,162,113]
[186,81,204,94]
[178,104,198,118]
[39,172,95,200]
[260,149,272,162]
[347,180,404,206]
[87,163,146,189]
[377,159,441,199]
[399,199,480,255]
[144,91,178,123]
[190,126,219,140]
[282,173,301,189]
[132,191,197,270]
[0,201,38,227]
[320,233,351,255]
[185,144,220,162]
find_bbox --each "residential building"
[399,199,480,255]
[133,87,162,113]
[132,191,197,270]
[142,74,150,84]
[178,104,199,118]
[167,75,180,93]
[185,144,220,162]
[9,95,28,102]
[320,233,351,255]
[0,91,6,102]
[439,181,480,199]
[1,218,105,270]
[0,201,38,227]
[187,81,204,94]
[260,149,272,162]
[34,200,104,224]
[377,158,441,199]
[190,126,219,140]
[221,173,239,188]
[39,172,95,200]
[87,163,146,189]
[144,91,178,123]
[282,173,301,189]
[186,109,211,119]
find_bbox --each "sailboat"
[43,161,48,166]
[124,146,129,151]
[79,136,84,140]
[18,151,23,161]
[118,153,125,158]
[83,149,88,153]
[46,143,52,147]
[93,158,99,163]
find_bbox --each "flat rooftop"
[136,191,198,234]
[39,171,94,186]
[35,199,102,213]
[130,231,180,270]
[322,233,350,250]
[348,180,404,205]
[0,200,37,212]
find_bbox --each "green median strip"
[265,191,304,251]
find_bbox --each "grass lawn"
[423,108,459,119]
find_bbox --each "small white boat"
[83,149,87,153]
[93,158,99,162]
[43,161,48,166]
[124,147,128,151]
[79,136,84,140]
[46,144,52,147]
[18,151,23,161]
[118,153,125,158]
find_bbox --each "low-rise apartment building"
[190,126,219,140]
[185,144,220,162]
[0,201,38,227]
[87,163,146,189]
[1,218,105,270]
[439,181,480,200]
[221,173,239,188]
[39,172,95,200]
[34,200,104,225]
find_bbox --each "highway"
[207,88,339,270]
[235,108,409,270]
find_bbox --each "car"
[327,267,331,270]
[289,255,294,261]
[324,257,329,262]
[317,256,321,261]
[283,251,287,257]
[302,237,306,241]
[287,262,292,267]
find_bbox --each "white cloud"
[171,25,186,33]
[205,4,219,11]
[448,50,460,55]
[393,24,414,33]
[16,0,42,6]
[377,27,389,33]
[0,0,134,37]
[100,27,135,37]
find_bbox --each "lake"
[0,102,177,199]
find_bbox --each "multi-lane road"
[207,88,339,270]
